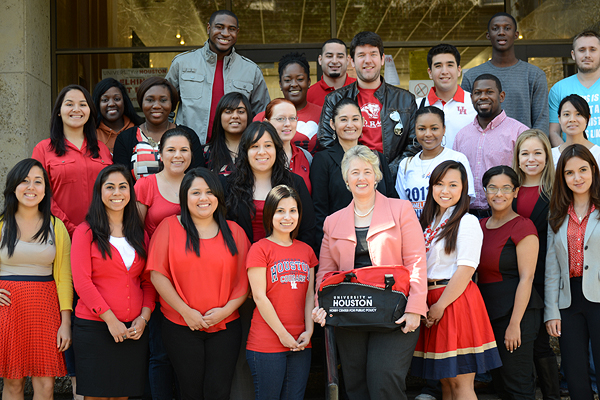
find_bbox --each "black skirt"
[73,317,149,397]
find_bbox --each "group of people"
[1,7,600,400]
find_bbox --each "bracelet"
[139,315,149,325]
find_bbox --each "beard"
[578,61,600,74]
[327,72,341,78]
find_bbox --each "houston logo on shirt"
[270,259,310,287]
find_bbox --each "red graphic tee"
[357,87,383,153]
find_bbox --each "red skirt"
[0,278,67,379]
[411,281,502,380]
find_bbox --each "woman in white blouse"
[410,160,501,400]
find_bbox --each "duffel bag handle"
[384,274,395,290]
[343,272,357,282]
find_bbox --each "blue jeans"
[246,349,311,400]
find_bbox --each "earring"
[442,136,446,147]
[412,137,417,147]
[345,183,350,191]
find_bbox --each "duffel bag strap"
[343,272,357,282]
[384,274,395,290]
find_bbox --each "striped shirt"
[453,111,528,209]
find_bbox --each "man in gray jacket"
[166,10,270,144]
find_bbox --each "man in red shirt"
[318,31,417,175]
[307,39,356,107]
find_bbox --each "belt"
[428,279,450,287]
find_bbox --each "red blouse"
[567,204,595,278]
[134,174,181,239]
[32,138,113,236]
[289,145,311,194]
[252,200,266,243]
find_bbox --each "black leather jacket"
[317,77,417,176]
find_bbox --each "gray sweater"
[461,60,549,134]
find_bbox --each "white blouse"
[426,208,483,280]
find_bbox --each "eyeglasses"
[484,186,515,194]
[390,111,404,136]
[273,116,298,123]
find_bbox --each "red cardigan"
[316,191,428,317]
[71,223,155,322]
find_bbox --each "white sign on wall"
[102,68,168,108]
[409,80,434,99]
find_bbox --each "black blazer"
[309,141,397,249]
[221,172,316,251]
[512,190,550,296]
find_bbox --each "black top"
[354,227,371,269]
[310,141,397,250]
[220,172,316,252]
[112,124,205,175]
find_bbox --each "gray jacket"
[166,42,270,144]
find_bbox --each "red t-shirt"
[147,216,250,332]
[290,145,311,194]
[32,138,113,236]
[356,86,384,153]
[134,174,181,239]
[253,102,322,154]
[252,200,266,243]
[307,75,357,107]
[207,59,225,142]
[246,238,318,353]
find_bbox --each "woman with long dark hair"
[71,164,154,399]
[0,158,72,400]
[478,165,542,399]
[92,78,144,153]
[224,121,315,249]
[546,144,600,399]
[411,161,501,399]
[204,92,251,175]
[148,167,250,400]
[32,84,113,236]
[113,77,204,180]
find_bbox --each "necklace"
[354,205,375,218]
[143,121,170,147]
[424,218,448,252]
[574,203,590,222]
[159,173,181,198]
[419,147,444,178]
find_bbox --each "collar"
[317,74,354,92]
[427,86,465,105]
[473,110,508,132]
[568,203,596,224]
[202,41,236,68]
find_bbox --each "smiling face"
[487,16,518,52]
[221,100,248,136]
[572,36,600,74]
[319,42,349,79]
[351,44,384,85]
[187,177,218,222]
[485,173,518,213]
[101,172,130,214]
[432,168,463,214]
[428,53,461,94]
[415,112,445,152]
[268,102,297,144]
[346,157,377,198]
[279,63,310,108]
[271,196,299,236]
[207,14,238,55]
[330,104,363,143]
[472,79,504,120]
[60,89,91,130]
[15,166,46,209]
[564,156,593,196]
[142,85,171,126]
[248,132,276,174]
[160,135,192,175]
[99,86,125,124]
[518,137,547,179]
[559,101,588,138]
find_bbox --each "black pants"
[335,327,420,400]
[161,317,242,400]
[490,308,540,400]
[559,277,600,400]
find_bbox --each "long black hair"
[419,161,470,254]
[206,92,252,173]
[226,121,294,219]
[179,167,238,257]
[50,85,100,158]
[1,159,53,257]
[92,78,144,128]
[85,164,146,259]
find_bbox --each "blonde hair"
[512,129,555,199]
[341,145,383,185]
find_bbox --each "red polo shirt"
[306,74,356,107]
